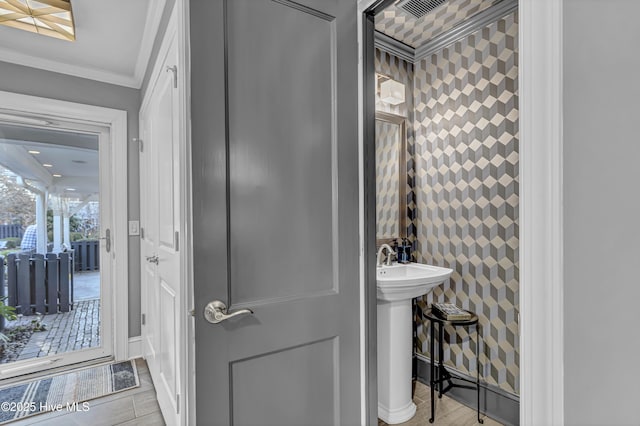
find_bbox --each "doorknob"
[204,300,253,324]
[145,255,159,264]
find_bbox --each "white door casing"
[357,0,565,424]
[0,91,128,379]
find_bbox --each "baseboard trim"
[415,355,519,426]
[128,336,142,360]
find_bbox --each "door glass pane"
[0,123,102,366]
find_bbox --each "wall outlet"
[128,220,140,236]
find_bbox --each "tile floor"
[378,381,503,426]
[8,359,164,426]
[3,360,501,426]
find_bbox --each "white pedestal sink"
[377,262,453,424]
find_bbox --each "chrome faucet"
[376,244,396,267]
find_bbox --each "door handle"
[100,228,111,253]
[146,255,159,264]
[204,300,253,324]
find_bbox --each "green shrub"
[70,232,84,242]
[1,238,20,249]
[0,297,17,340]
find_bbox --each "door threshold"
[0,356,115,388]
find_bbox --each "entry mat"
[0,360,139,424]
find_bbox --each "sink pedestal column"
[377,298,415,424]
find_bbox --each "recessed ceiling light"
[28,150,40,154]
[53,174,62,178]
[65,188,76,191]
[0,0,76,41]
[42,163,53,168]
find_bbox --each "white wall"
[563,1,640,424]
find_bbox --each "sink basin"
[376,262,453,424]
[377,262,453,301]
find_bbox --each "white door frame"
[176,0,195,424]
[0,90,129,363]
[357,0,564,424]
[139,1,192,423]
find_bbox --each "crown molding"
[374,0,518,65]
[0,47,140,89]
[374,30,415,63]
[414,0,518,61]
[0,0,167,89]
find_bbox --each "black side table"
[425,308,483,424]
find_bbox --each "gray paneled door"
[190,0,361,425]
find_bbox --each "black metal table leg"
[476,323,483,424]
[425,307,480,424]
[429,317,435,423]
[438,320,444,399]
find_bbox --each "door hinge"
[176,394,180,414]
[174,231,179,251]
[133,137,143,152]
[189,308,195,317]
[140,227,145,239]
[141,313,146,325]
[166,65,178,89]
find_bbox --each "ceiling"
[376,0,498,49]
[0,0,166,88]
[0,123,99,197]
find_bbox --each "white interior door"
[139,32,182,425]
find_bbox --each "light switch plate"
[128,220,140,236]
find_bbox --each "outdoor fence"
[0,224,23,239]
[1,252,74,316]
[70,240,99,272]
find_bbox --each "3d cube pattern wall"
[413,11,519,395]
[375,0,497,48]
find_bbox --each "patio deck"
[1,271,101,363]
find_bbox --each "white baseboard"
[128,336,142,359]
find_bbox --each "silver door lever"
[204,300,253,324]
[146,255,159,264]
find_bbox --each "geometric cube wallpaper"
[375,0,498,48]
[413,10,519,395]
[376,10,519,395]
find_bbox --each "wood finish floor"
[5,360,502,425]
[9,358,164,426]
[379,381,503,426]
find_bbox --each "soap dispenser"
[398,238,411,264]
